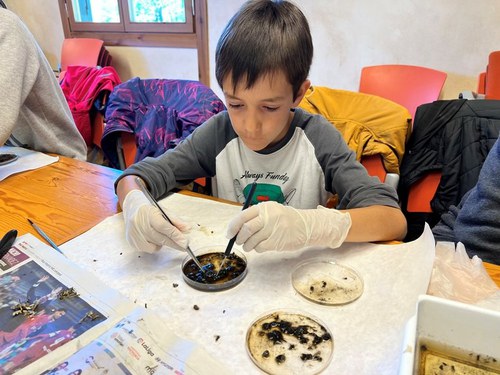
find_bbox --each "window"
[58,0,209,85]
[64,0,193,33]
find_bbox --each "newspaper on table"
[0,234,229,375]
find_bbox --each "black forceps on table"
[0,229,18,259]
[217,181,258,274]
[135,177,206,273]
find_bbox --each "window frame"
[58,0,209,86]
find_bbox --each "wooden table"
[1,156,499,287]
[0,156,121,245]
[484,262,500,288]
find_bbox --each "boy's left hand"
[226,201,351,252]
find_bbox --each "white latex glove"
[226,201,351,252]
[122,190,190,253]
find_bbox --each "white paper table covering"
[0,146,58,181]
[62,193,435,374]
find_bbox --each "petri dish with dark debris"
[246,310,333,375]
[291,259,363,305]
[181,246,247,292]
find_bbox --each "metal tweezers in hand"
[217,181,258,274]
[135,177,205,272]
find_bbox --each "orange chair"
[60,38,104,72]
[360,155,390,184]
[359,64,447,122]
[117,132,208,190]
[405,171,442,212]
[359,64,447,213]
[485,51,500,99]
[477,72,486,95]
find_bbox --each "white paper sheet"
[0,146,58,181]
[62,193,436,374]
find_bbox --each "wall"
[5,0,500,102]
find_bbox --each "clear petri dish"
[291,259,363,305]
[246,309,334,375]
[181,246,247,292]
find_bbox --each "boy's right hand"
[122,190,190,253]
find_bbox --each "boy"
[116,0,407,254]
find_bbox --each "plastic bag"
[476,290,500,312]
[427,241,499,304]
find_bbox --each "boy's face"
[222,71,309,152]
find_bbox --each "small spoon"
[0,229,18,259]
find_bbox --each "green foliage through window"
[129,0,186,23]
[71,0,186,24]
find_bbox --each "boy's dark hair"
[215,0,313,100]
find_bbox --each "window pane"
[128,0,186,23]
[71,0,120,23]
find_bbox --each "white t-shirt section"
[215,128,330,208]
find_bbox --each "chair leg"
[116,137,127,170]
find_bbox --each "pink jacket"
[60,65,121,145]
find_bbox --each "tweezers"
[218,181,257,273]
[0,229,17,259]
[135,177,205,272]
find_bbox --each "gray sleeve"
[0,9,87,160]
[302,111,401,209]
[0,10,27,144]
[432,192,468,242]
[117,112,235,199]
[453,136,500,263]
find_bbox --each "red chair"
[406,171,442,213]
[60,38,104,72]
[359,64,448,213]
[485,51,500,99]
[477,72,486,95]
[359,64,447,122]
[118,132,208,191]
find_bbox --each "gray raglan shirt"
[0,9,86,160]
[119,108,400,210]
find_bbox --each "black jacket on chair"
[399,99,500,237]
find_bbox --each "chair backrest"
[485,51,500,99]
[477,71,486,95]
[60,38,104,72]
[359,64,447,121]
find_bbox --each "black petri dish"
[181,246,248,291]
